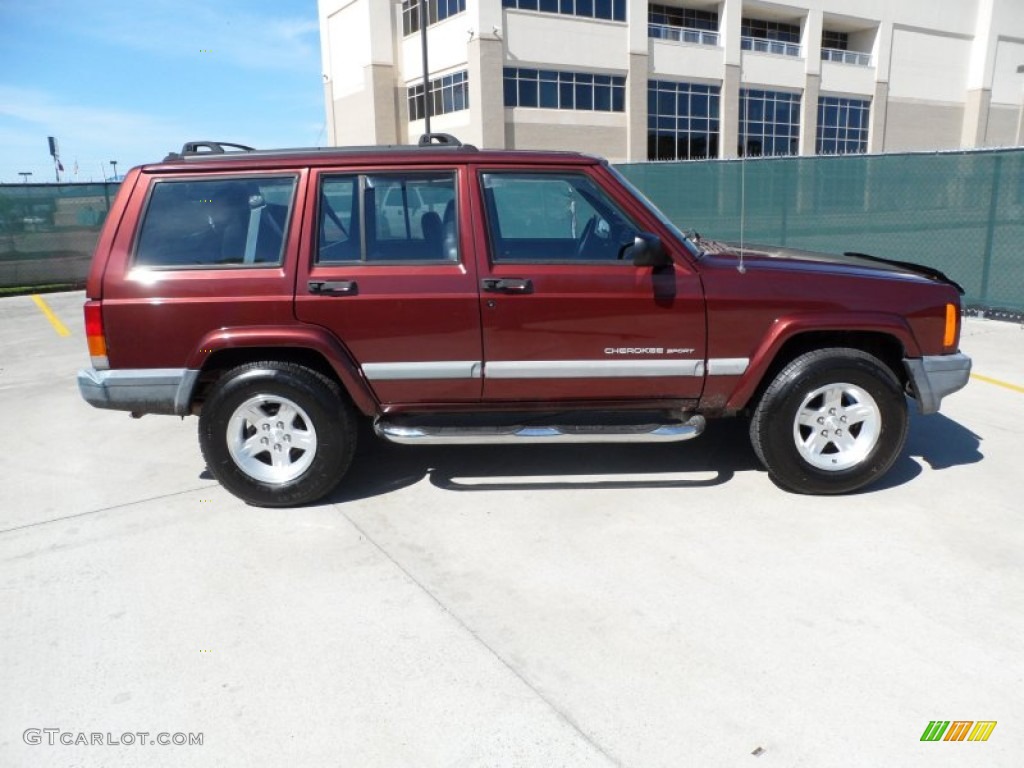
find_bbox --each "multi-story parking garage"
[318,0,1024,161]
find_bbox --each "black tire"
[749,348,908,494]
[198,362,357,507]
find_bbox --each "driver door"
[473,166,706,404]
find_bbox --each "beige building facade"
[318,0,1024,162]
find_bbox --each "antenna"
[737,49,747,275]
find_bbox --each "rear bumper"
[903,353,972,415]
[77,368,199,416]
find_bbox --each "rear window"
[134,176,297,268]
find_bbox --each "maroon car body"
[78,138,970,505]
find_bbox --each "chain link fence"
[0,182,119,290]
[618,148,1024,316]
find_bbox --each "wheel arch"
[183,326,378,417]
[727,317,915,413]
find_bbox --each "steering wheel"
[575,215,597,257]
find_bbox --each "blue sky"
[0,0,324,183]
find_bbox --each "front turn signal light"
[943,303,957,349]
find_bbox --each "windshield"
[606,165,703,259]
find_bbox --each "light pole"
[18,172,32,183]
[109,160,119,181]
[419,0,431,135]
[1017,65,1024,146]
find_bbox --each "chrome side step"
[374,415,706,446]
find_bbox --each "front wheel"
[749,348,908,494]
[198,362,357,507]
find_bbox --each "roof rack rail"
[418,133,462,147]
[163,141,255,161]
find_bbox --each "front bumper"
[77,368,199,416]
[903,353,972,415]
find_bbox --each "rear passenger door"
[295,167,482,405]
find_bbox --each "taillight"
[84,301,109,369]
[943,303,958,349]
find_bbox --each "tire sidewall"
[755,352,908,494]
[199,365,355,507]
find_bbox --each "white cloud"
[0,85,187,181]
[76,0,320,73]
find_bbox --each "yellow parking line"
[31,294,71,337]
[971,373,1024,395]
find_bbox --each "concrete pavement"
[1,291,1021,767]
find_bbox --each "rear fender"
[185,325,378,415]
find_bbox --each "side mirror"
[624,233,671,268]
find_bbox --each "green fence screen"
[2,150,1022,314]
[618,148,1024,314]
[0,182,119,289]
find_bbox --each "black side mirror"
[623,233,671,268]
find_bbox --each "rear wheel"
[750,348,908,494]
[198,362,356,507]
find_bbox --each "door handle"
[481,278,533,293]
[308,280,357,296]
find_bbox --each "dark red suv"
[78,135,970,506]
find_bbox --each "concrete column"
[626,0,650,162]
[962,0,997,148]
[962,88,992,148]
[803,9,822,78]
[799,74,820,156]
[365,64,400,145]
[721,64,740,159]
[467,35,506,149]
[867,80,889,153]
[719,0,743,159]
[626,53,649,161]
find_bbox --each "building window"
[649,4,717,31]
[503,68,626,112]
[739,89,800,156]
[741,17,801,43]
[816,96,869,155]
[402,0,466,36]
[408,71,469,121]
[648,80,720,160]
[741,17,801,56]
[821,30,848,50]
[649,4,719,45]
[501,0,626,23]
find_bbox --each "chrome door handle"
[481,278,532,293]
[308,280,357,295]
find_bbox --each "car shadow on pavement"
[327,417,760,504]
[855,411,983,493]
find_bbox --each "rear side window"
[134,176,296,268]
[318,172,458,264]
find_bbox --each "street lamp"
[18,172,32,183]
[109,160,119,181]
[1017,65,1024,146]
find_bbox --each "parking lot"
[1,290,1021,767]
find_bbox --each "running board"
[374,415,706,446]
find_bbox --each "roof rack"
[418,133,463,147]
[163,141,255,161]
[163,134,476,163]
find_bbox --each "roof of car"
[148,134,602,173]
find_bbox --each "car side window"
[480,172,639,263]
[317,172,458,264]
[135,176,295,268]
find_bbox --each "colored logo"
[920,721,996,742]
